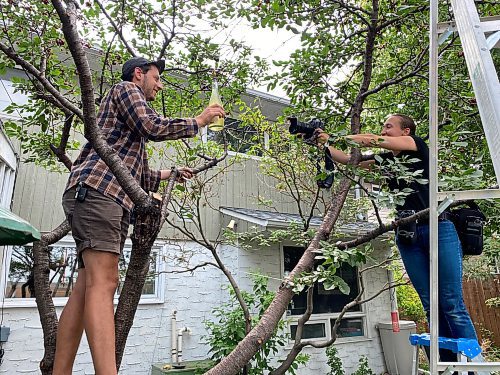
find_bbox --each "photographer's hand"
[313,128,330,146]
[312,129,358,166]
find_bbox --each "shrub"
[352,356,375,375]
[203,273,309,374]
[394,267,427,330]
[326,346,345,375]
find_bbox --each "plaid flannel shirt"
[65,81,198,211]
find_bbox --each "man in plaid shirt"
[54,57,225,375]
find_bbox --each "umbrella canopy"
[0,207,41,246]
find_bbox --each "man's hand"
[160,167,194,182]
[195,104,225,127]
[313,128,330,145]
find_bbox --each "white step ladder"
[448,0,500,186]
[429,0,500,373]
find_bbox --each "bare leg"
[82,249,119,375]
[53,269,86,375]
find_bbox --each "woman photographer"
[315,114,478,365]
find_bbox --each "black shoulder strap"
[464,200,480,210]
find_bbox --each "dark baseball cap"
[121,57,166,81]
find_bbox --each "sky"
[206,17,351,100]
[0,15,302,120]
[200,18,303,98]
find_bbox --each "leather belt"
[396,210,454,225]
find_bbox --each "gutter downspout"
[176,327,191,368]
[171,311,177,364]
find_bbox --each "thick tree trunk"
[33,221,71,375]
[114,208,162,368]
[52,0,151,210]
[206,179,352,374]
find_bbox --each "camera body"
[286,117,335,189]
[287,117,324,139]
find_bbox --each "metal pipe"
[176,327,191,368]
[171,311,177,364]
[387,268,400,332]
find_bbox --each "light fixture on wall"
[227,219,236,230]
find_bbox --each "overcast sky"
[205,18,303,98]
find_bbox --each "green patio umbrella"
[0,207,41,246]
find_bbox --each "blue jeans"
[396,220,477,361]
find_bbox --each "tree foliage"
[1,0,499,374]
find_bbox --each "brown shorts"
[62,186,130,268]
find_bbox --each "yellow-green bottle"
[208,77,224,131]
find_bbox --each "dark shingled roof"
[220,206,381,236]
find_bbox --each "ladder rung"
[481,19,500,33]
[437,15,500,34]
[438,362,500,371]
[437,189,500,201]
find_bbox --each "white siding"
[0,241,393,375]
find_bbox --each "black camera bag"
[450,201,486,256]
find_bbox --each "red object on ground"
[391,311,400,332]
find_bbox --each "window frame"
[0,127,17,210]
[288,312,368,343]
[0,78,30,120]
[0,236,167,308]
[0,160,16,208]
[281,244,369,343]
[200,118,269,160]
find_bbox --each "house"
[0,74,22,291]
[0,67,396,374]
[0,119,18,273]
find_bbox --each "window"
[1,237,165,307]
[5,244,77,299]
[290,323,326,340]
[205,117,266,156]
[0,160,15,209]
[283,246,366,341]
[0,79,29,119]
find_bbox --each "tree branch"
[95,0,136,56]
[336,201,466,251]
[158,261,220,274]
[51,0,151,211]
[33,220,71,374]
[269,287,314,375]
[0,41,83,119]
[49,114,74,171]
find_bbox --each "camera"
[287,117,324,139]
[286,117,335,189]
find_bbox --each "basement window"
[1,237,166,307]
[284,246,366,342]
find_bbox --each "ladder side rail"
[430,1,500,373]
[429,0,440,372]
[450,0,500,185]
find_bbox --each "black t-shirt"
[372,135,429,212]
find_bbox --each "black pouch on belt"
[75,182,88,202]
[396,210,417,245]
